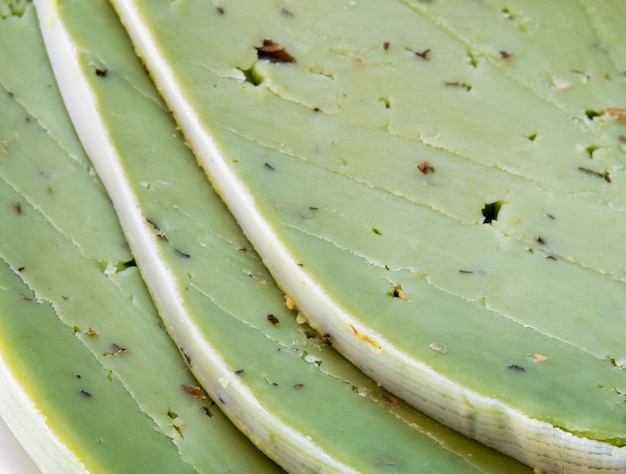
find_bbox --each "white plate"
[0,415,40,474]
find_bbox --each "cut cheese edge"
[0,5,281,473]
[35,0,533,471]
[107,0,626,472]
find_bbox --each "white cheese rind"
[0,352,84,474]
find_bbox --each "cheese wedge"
[107,0,626,471]
[0,5,280,472]
[34,0,532,471]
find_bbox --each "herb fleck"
[175,248,191,258]
[106,343,128,356]
[182,384,207,400]
[507,364,526,372]
[95,68,108,77]
[578,166,611,183]
[321,333,332,346]
[180,347,192,366]
[417,161,435,175]
[267,313,280,324]
[429,342,447,354]
[605,107,626,121]
[415,49,431,60]
[256,39,296,63]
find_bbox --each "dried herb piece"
[444,81,472,92]
[182,384,207,400]
[536,236,547,245]
[175,248,191,258]
[180,347,192,366]
[264,162,275,171]
[106,343,128,356]
[80,390,93,398]
[389,285,408,300]
[382,393,401,406]
[19,293,32,302]
[417,161,435,174]
[256,39,296,63]
[293,383,304,389]
[383,42,390,51]
[459,269,474,274]
[429,342,447,354]
[216,5,224,14]
[321,333,332,346]
[267,313,280,324]
[415,49,431,60]
[605,107,626,120]
[95,68,108,77]
[85,328,98,336]
[578,166,611,183]
[285,295,295,310]
[13,202,22,214]
[146,217,168,240]
[507,364,526,372]
[499,50,513,60]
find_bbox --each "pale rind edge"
[34,1,358,472]
[0,331,85,474]
[108,1,626,472]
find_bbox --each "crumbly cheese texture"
[108,0,626,471]
[34,0,533,471]
[0,5,281,473]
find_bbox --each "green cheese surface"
[35,0,533,471]
[0,5,281,473]
[108,0,626,471]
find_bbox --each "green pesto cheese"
[0,5,280,473]
[36,0,532,471]
[108,0,626,472]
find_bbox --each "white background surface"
[0,415,40,474]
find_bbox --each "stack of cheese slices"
[1,0,625,472]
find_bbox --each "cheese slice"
[0,5,280,473]
[107,0,626,471]
[34,0,533,471]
